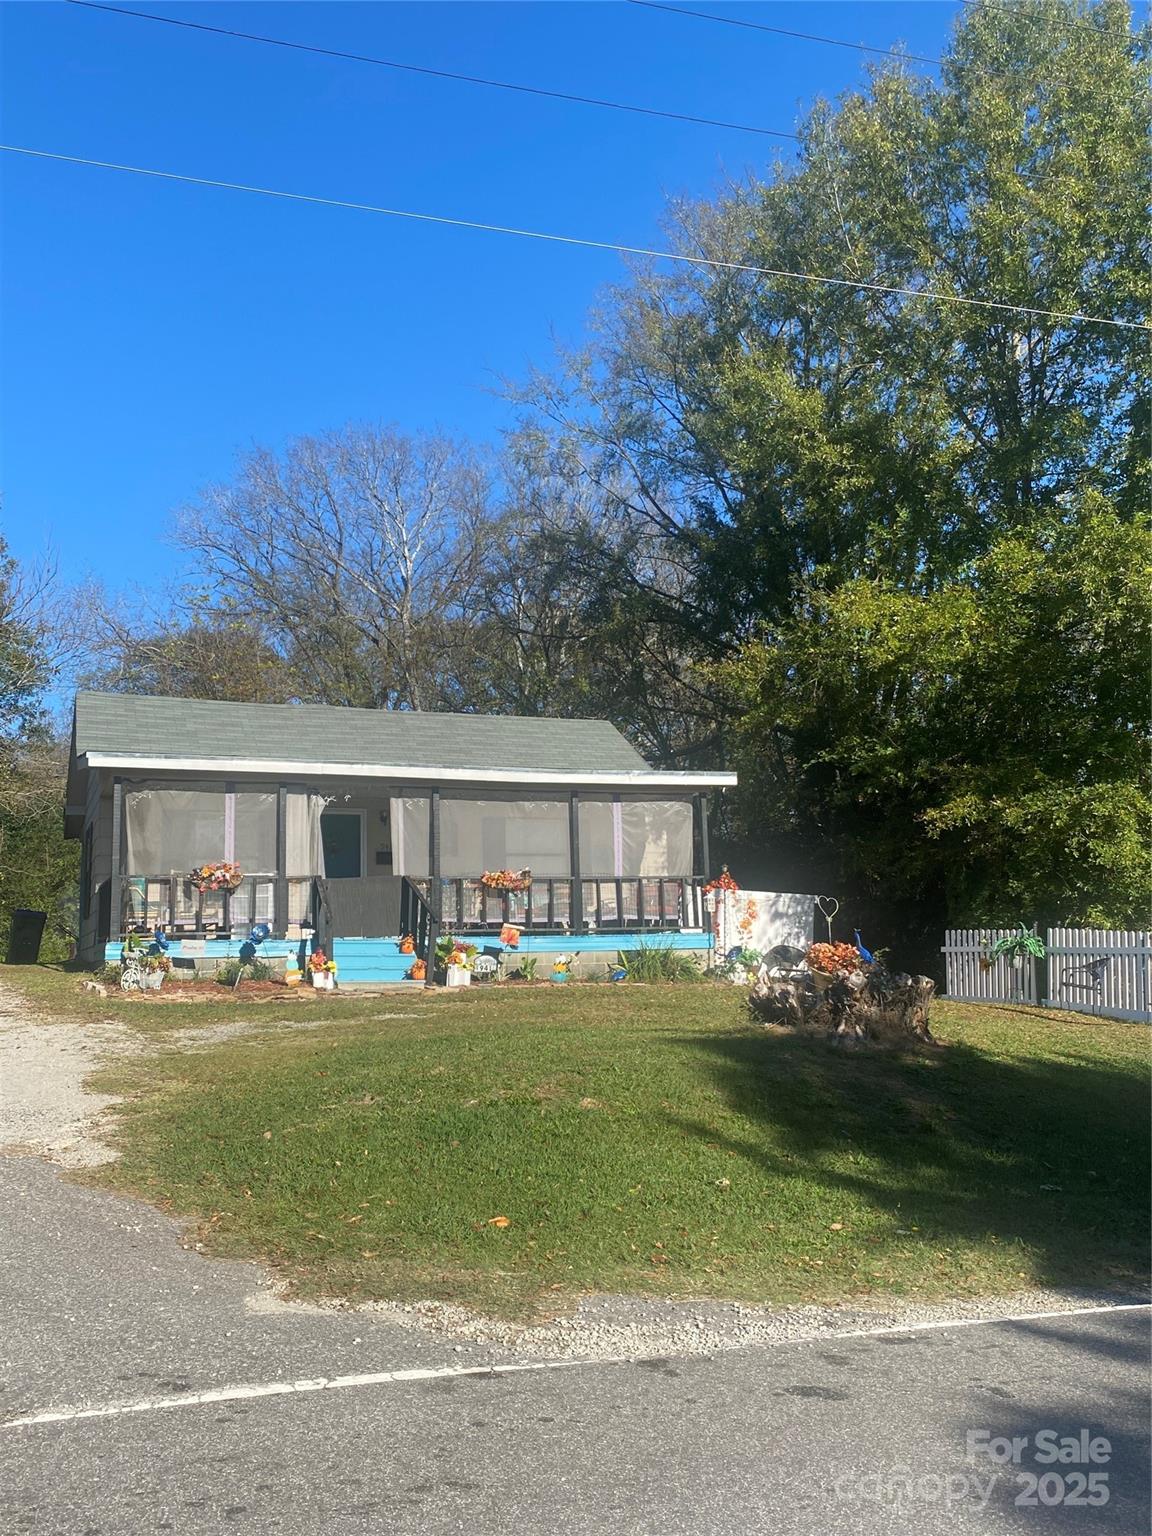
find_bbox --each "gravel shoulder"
[256,1281,1148,1362]
[0,979,1143,1362]
[0,983,140,1167]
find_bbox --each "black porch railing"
[409,876,704,934]
[116,873,706,945]
[118,874,313,938]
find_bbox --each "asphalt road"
[1,1157,1148,1536]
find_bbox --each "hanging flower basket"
[190,860,244,894]
[480,868,532,893]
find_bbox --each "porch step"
[330,937,419,984]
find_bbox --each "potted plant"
[436,935,477,986]
[308,948,337,989]
[990,925,1046,970]
[804,940,866,993]
[445,951,472,987]
[142,954,170,990]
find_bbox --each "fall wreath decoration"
[702,866,740,895]
[190,860,244,893]
[480,868,532,893]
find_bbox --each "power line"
[626,0,1110,83]
[63,0,799,143]
[58,0,1081,195]
[961,1,1140,44]
[626,1,948,68]
[2,143,1143,331]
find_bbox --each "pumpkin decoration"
[408,958,427,980]
[399,934,415,954]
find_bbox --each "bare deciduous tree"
[181,425,494,710]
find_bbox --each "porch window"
[579,798,693,877]
[620,799,693,876]
[391,796,430,877]
[234,790,277,874]
[441,798,571,878]
[391,794,693,879]
[124,788,226,875]
[124,785,280,876]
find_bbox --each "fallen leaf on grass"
[487,1215,511,1228]
[828,1222,845,1231]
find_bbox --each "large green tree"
[526,0,1149,937]
[719,498,1150,930]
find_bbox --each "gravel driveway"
[0,982,139,1168]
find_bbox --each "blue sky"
[1,0,962,588]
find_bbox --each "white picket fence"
[942,928,1152,1022]
[1044,928,1152,1022]
[942,928,1041,1007]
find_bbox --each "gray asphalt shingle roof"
[72,692,653,774]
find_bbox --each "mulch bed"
[122,980,301,1004]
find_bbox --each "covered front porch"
[105,775,717,979]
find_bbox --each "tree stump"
[748,967,936,1045]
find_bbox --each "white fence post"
[944,925,1152,1021]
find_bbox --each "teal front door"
[321,811,363,878]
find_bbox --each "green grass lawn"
[1,962,443,1036]
[7,966,1150,1318]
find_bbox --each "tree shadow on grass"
[667,1027,1150,1290]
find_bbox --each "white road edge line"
[3,1359,625,1428]
[5,1303,1148,1429]
[827,1301,1151,1340]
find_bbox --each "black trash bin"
[6,909,47,965]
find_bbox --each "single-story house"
[66,692,737,983]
